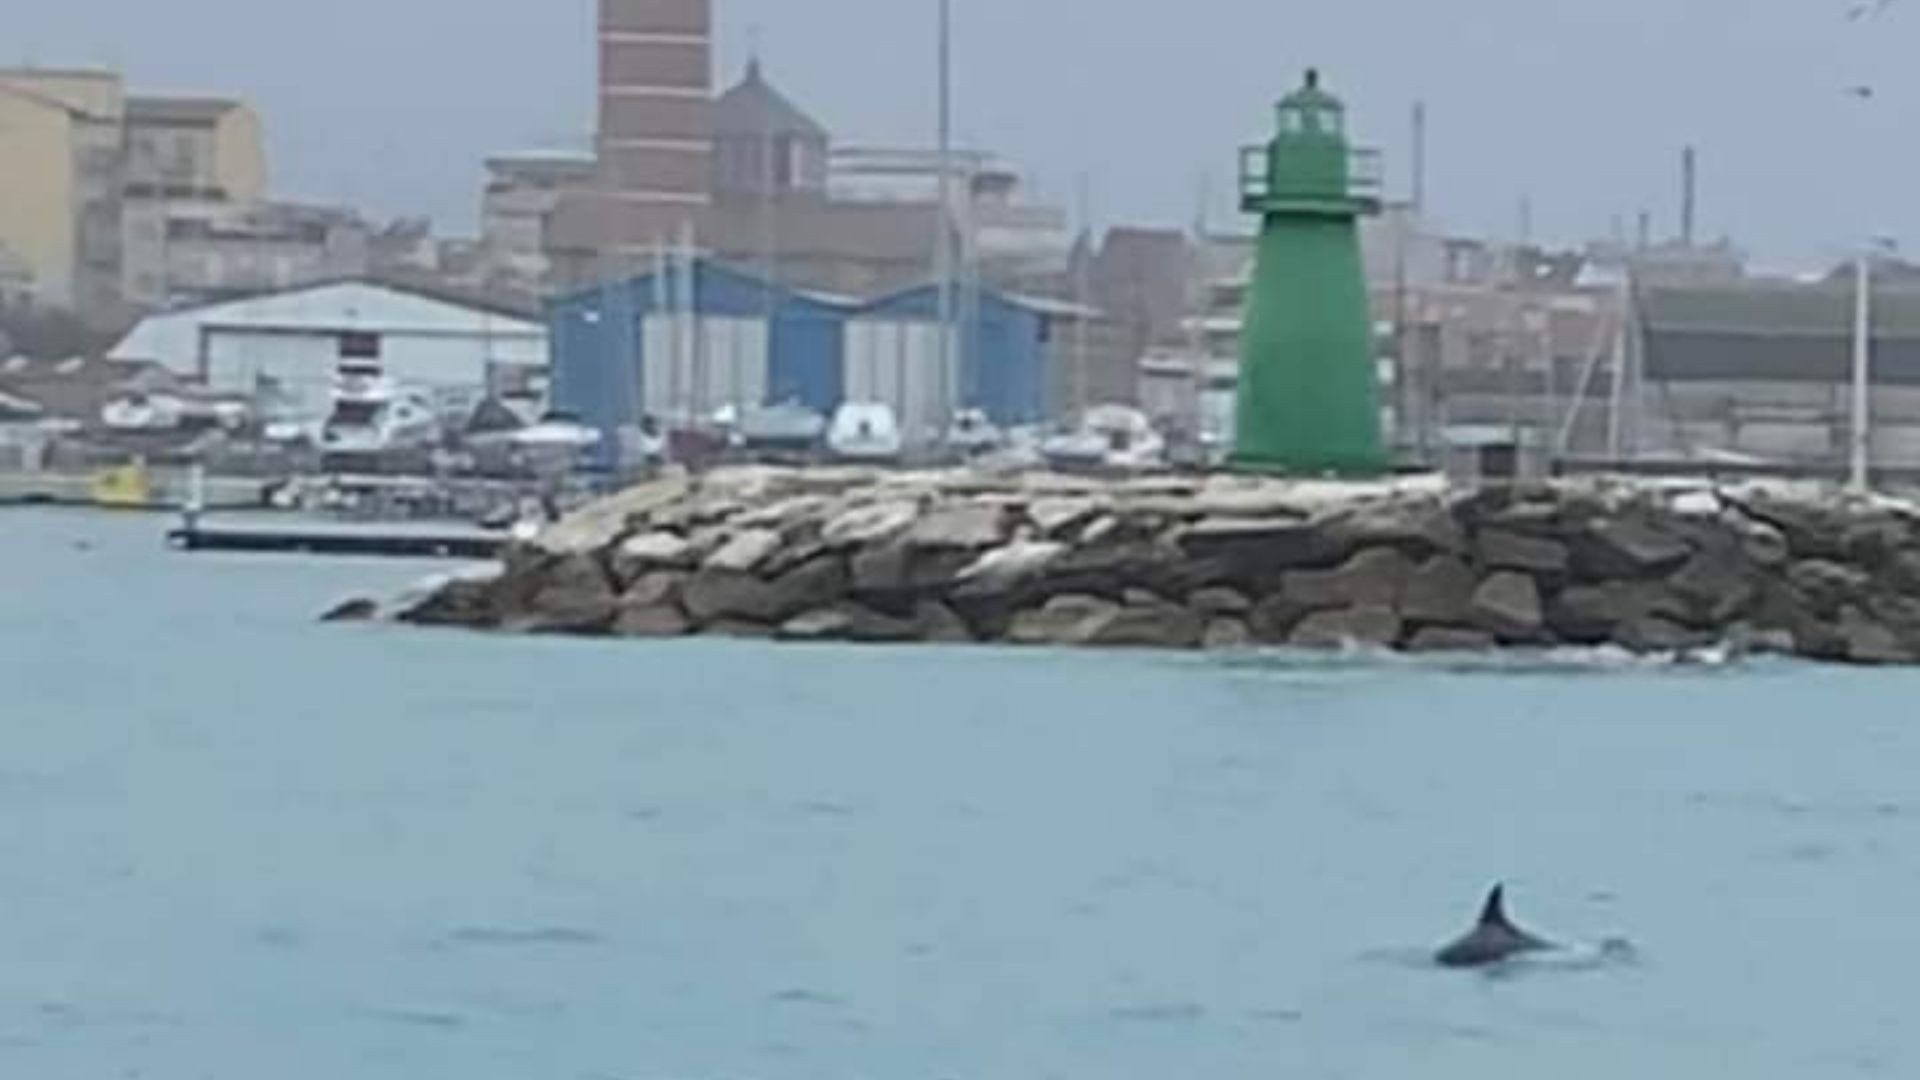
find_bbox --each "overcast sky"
[10,0,1907,267]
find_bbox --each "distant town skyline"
[8,0,1909,268]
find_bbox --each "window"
[1279,108,1306,134]
[339,331,382,359]
[1319,108,1344,135]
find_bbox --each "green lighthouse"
[1231,69,1387,475]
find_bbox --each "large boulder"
[1869,593,1920,640]
[1202,617,1253,649]
[706,618,778,640]
[1174,516,1331,570]
[822,500,921,547]
[849,542,976,596]
[1289,606,1403,650]
[506,553,618,634]
[1787,560,1870,618]
[396,574,500,628]
[1731,495,1848,560]
[1475,528,1570,576]
[1280,548,1410,610]
[907,503,1009,549]
[1886,551,1920,594]
[758,537,833,580]
[1666,553,1758,625]
[1734,517,1791,569]
[319,597,379,623]
[1008,594,1123,646]
[620,570,687,610]
[1616,616,1714,654]
[951,541,1068,600]
[732,494,832,533]
[1547,584,1628,642]
[612,604,691,638]
[1025,497,1107,538]
[1320,499,1466,558]
[533,474,691,555]
[1187,586,1253,616]
[1040,537,1190,598]
[1405,626,1497,653]
[1248,593,1313,643]
[1400,556,1477,625]
[1841,516,1914,568]
[850,542,913,593]
[780,603,918,643]
[1082,601,1206,650]
[912,599,975,643]
[611,531,697,583]
[1547,581,1691,642]
[703,528,786,573]
[1576,517,1694,578]
[1838,605,1913,665]
[682,555,848,624]
[678,570,775,624]
[1470,572,1544,640]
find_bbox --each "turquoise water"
[4,508,1920,1078]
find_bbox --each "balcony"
[1239,145,1383,213]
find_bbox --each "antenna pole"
[1680,145,1697,247]
[933,0,955,443]
[1411,101,1427,217]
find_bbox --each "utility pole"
[755,46,777,416]
[1411,101,1428,217]
[1680,145,1698,248]
[1851,249,1873,491]
[1074,173,1093,421]
[1606,272,1629,460]
[1187,176,1210,449]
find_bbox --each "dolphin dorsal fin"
[1478,885,1513,930]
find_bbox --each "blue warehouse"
[549,256,1101,459]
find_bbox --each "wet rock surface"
[391,466,1920,665]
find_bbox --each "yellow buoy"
[89,462,153,508]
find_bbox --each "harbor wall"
[395,465,1920,666]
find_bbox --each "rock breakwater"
[394,466,1920,665]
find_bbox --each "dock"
[167,516,508,560]
[0,468,270,510]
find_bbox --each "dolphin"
[1433,885,1557,968]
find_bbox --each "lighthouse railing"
[1239,144,1385,204]
[1348,148,1384,193]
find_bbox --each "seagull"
[1848,0,1895,20]
[1846,85,1877,99]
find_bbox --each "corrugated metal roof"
[126,95,242,126]
[147,273,542,323]
[0,388,44,420]
[1641,282,1920,339]
[0,80,91,119]
[999,292,1103,320]
[1640,281,1920,385]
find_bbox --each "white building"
[480,150,595,288]
[109,278,548,420]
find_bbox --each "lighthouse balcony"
[1239,145,1383,213]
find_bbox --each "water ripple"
[769,987,847,1008]
[445,925,605,948]
[365,1006,467,1030]
[1108,1001,1206,1024]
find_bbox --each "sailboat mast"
[934,0,955,441]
